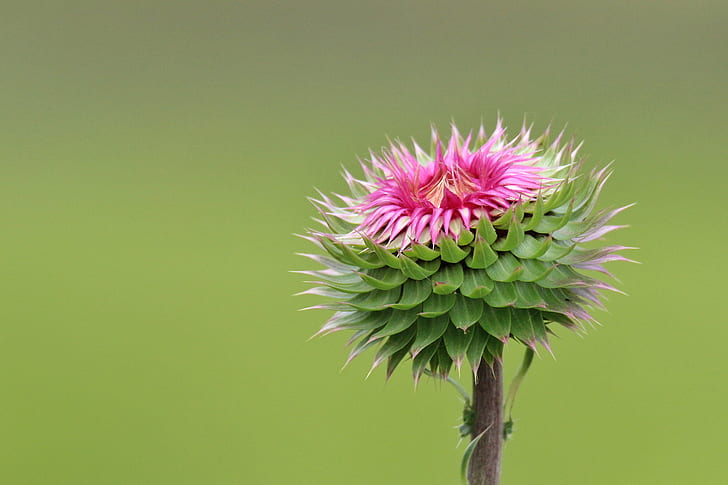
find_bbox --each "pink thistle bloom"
[347,120,566,248]
[301,117,632,374]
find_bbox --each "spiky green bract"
[298,123,632,382]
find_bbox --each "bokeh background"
[1,1,725,484]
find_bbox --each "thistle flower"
[298,119,632,383]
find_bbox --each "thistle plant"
[297,119,631,485]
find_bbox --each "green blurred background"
[0,1,725,484]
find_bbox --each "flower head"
[298,119,632,382]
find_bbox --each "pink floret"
[355,125,548,247]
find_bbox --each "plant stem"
[467,359,503,485]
